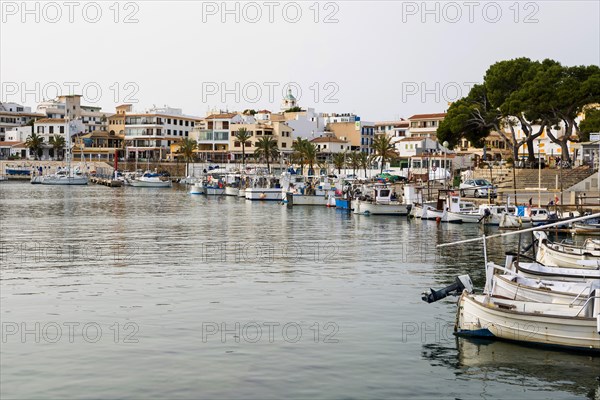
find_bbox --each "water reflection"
[423,338,599,399]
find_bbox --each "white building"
[36,95,110,133]
[191,112,244,162]
[396,136,447,158]
[0,126,33,159]
[277,107,326,140]
[33,118,86,160]
[310,136,350,154]
[407,113,446,138]
[118,105,203,160]
[0,102,45,141]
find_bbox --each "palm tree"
[25,133,44,160]
[372,135,398,173]
[292,138,309,174]
[358,151,374,179]
[49,134,65,160]
[303,142,318,175]
[332,152,346,175]
[348,152,361,175]
[254,136,279,172]
[178,137,197,176]
[234,127,252,167]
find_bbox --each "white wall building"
[0,102,45,141]
[120,105,203,160]
[36,95,109,133]
[310,136,349,154]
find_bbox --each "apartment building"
[0,102,45,141]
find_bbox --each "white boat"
[190,182,205,195]
[130,172,172,188]
[499,213,533,229]
[281,173,337,207]
[30,175,43,184]
[245,175,283,201]
[41,120,89,186]
[238,188,246,198]
[479,204,517,226]
[572,220,600,235]
[42,169,88,185]
[535,231,600,269]
[513,260,600,281]
[224,173,242,196]
[441,194,478,223]
[352,184,408,215]
[455,291,600,353]
[225,186,239,196]
[246,187,283,201]
[489,271,593,306]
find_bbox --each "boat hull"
[130,180,171,188]
[238,188,246,198]
[500,214,533,229]
[536,236,600,269]
[446,211,482,223]
[284,193,327,206]
[456,293,600,352]
[41,176,88,185]
[490,274,590,306]
[225,186,239,196]
[190,184,205,195]
[206,187,225,195]
[245,188,283,201]
[352,200,409,215]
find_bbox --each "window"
[282,142,287,148]
[60,126,64,134]
[234,141,240,147]
[231,132,236,137]
[49,126,54,134]
[185,121,189,126]
[179,120,183,126]
[167,129,171,134]
[167,119,171,124]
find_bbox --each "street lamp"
[442,140,449,189]
[538,138,542,208]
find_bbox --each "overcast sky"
[1,1,599,120]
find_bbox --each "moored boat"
[130,172,171,188]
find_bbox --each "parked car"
[459,179,497,198]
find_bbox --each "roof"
[375,120,409,127]
[0,141,26,148]
[398,136,429,142]
[408,113,447,120]
[0,111,45,118]
[206,113,237,120]
[35,118,66,124]
[311,136,347,143]
[257,110,271,114]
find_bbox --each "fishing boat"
[479,204,517,226]
[485,261,595,306]
[571,218,600,235]
[534,231,600,269]
[189,181,206,195]
[245,176,282,201]
[352,184,409,215]
[281,173,335,206]
[489,271,594,306]
[512,260,600,281]
[441,194,478,223]
[455,291,600,353]
[129,171,172,188]
[224,174,241,196]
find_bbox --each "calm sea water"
[1,182,598,400]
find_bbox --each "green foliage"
[371,135,399,173]
[234,128,252,165]
[580,108,600,141]
[332,152,346,174]
[254,136,279,171]
[285,107,304,113]
[25,133,44,160]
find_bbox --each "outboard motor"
[421,275,474,303]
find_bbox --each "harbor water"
[0,182,598,399]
